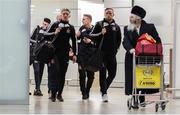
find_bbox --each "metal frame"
[127,53,168,111]
[27,0,31,105]
[173,0,180,99]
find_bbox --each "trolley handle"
[133,52,136,64]
[133,52,136,56]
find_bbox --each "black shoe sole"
[57,96,64,102]
[57,98,64,102]
[51,99,56,102]
[103,100,108,103]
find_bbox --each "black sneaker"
[57,94,64,102]
[82,93,88,100]
[51,91,56,102]
[33,90,43,96]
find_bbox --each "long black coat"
[122,20,162,95]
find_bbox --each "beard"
[127,23,136,32]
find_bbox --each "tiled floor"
[0,85,180,114]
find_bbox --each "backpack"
[84,21,104,72]
[32,26,56,63]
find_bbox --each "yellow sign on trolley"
[136,66,161,89]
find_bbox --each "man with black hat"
[30,18,55,96]
[90,8,121,102]
[123,6,162,108]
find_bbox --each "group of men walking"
[30,5,161,108]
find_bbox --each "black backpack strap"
[98,21,104,50]
[34,25,41,41]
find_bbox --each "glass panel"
[0,0,30,104]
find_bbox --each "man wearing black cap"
[30,18,54,96]
[90,8,121,102]
[123,6,162,108]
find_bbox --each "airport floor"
[0,85,180,114]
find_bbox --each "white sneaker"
[102,94,108,102]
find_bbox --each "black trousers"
[99,54,117,95]
[48,55,69,94]
[78,66,94,95]
[33,61,45,90]
[47,63,52,90]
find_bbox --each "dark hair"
[105,8,114,12]
[61,8,71,13]
[44,18,51,24]
[83,14,92,21]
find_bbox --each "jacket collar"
[58,20,70,28]
[103,18,116,27]
[139,20,147,35]
[60,20,69,24]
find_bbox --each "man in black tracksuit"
[30,18,52,96]
[77,14,95,100]
[90,8,121,102]
[48,8,77,102]
[47,14,62,95]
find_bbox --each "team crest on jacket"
[66,28,71,33]
[112,26,116,31]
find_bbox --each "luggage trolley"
[127,52,168,112]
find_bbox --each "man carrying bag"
[90,8,121,102]
[30,18,57,96]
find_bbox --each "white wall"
[79,0,104,25]
[31,0,80,30]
